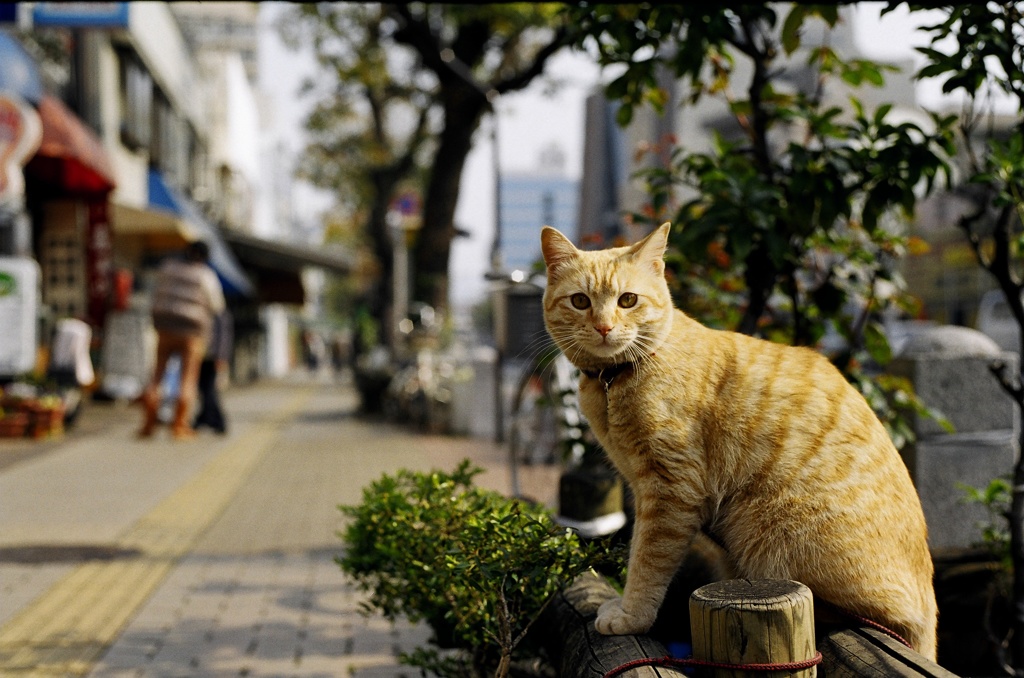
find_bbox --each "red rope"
[816,600,914,650]
[602,651,823,678]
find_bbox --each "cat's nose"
[594,324,613,337]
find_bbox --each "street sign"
[392,191,420,216]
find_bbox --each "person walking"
[47,317,95,426]
[138,241,225,440]
[192,308,232,434]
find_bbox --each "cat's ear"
[541,226,579,276]
[627,222,670,276]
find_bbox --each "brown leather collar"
[582,362,636,389]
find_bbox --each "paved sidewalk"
[0,377,560,677]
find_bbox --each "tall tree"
[283,4,576,322]
[383,4,574,310]
[279,4,435,346]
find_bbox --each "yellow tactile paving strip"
[0,388,312,677]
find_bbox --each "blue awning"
[0,32,44,105]
[147,168,254,298]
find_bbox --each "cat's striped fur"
[540,223,937,660]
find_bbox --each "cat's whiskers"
[514,329,562,365]
[545,328,580,357]
[623,340,651,388]
[567,342,589,367]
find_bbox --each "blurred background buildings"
[0,2,350,395]
[498,144,578,274]
[0,2,1016,399]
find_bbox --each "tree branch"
[386,4,482,94]
[732,14,775,179]
[959,188,997,271]
[493,25,572,95]
[990,359,1024,405]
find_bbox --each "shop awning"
[24,95,116,195]
[110,202,197,251]
[146,169,254,299]
[222,230,354,306]
[221,230,354,275]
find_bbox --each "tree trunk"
[737,245,777,336]
[413,86,487,310]
[1011,460,1024,676]
[1011,309,1024,676]
[964,199,1024,675]
[987,206,1024,677]
[365,176,394,346]
[494,652,511,678]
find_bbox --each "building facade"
[0,2,350,388]
[499,145,579,274]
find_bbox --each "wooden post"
[690,579,817,677]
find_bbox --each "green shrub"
[338,460,606,678]
[961,477,1013,570]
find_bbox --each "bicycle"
[507,348,583,482]
[505,339,627,539]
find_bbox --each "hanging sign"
[86,199,113,328]
[0,92,42,209]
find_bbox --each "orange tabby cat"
[540,223,937,660]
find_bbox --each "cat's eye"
[618,293,638,308]
[570,293,591,310]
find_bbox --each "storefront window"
[118,49,151,151]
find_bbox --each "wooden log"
[818,627,959,678]
[689,579,817,677]
[542,573,961,678]
[541,571,688,678]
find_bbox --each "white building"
[4,2,350,388]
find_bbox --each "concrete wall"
[891,325,1020,553]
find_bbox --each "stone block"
[890,325,1018,437]
[901,430,1016,553]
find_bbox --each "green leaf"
[862,63,885,87]
[781,6,808,56]
[863,322,892,366]
[817,5,839,25]
[616,103,634,127]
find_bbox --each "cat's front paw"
[594,597,655,636]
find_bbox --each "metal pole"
[490,104,505,445]
[388,214,408,354]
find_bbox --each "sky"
[256,3,1005,311]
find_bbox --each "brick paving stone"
[0,564,75,627]
[4,378,565,677]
